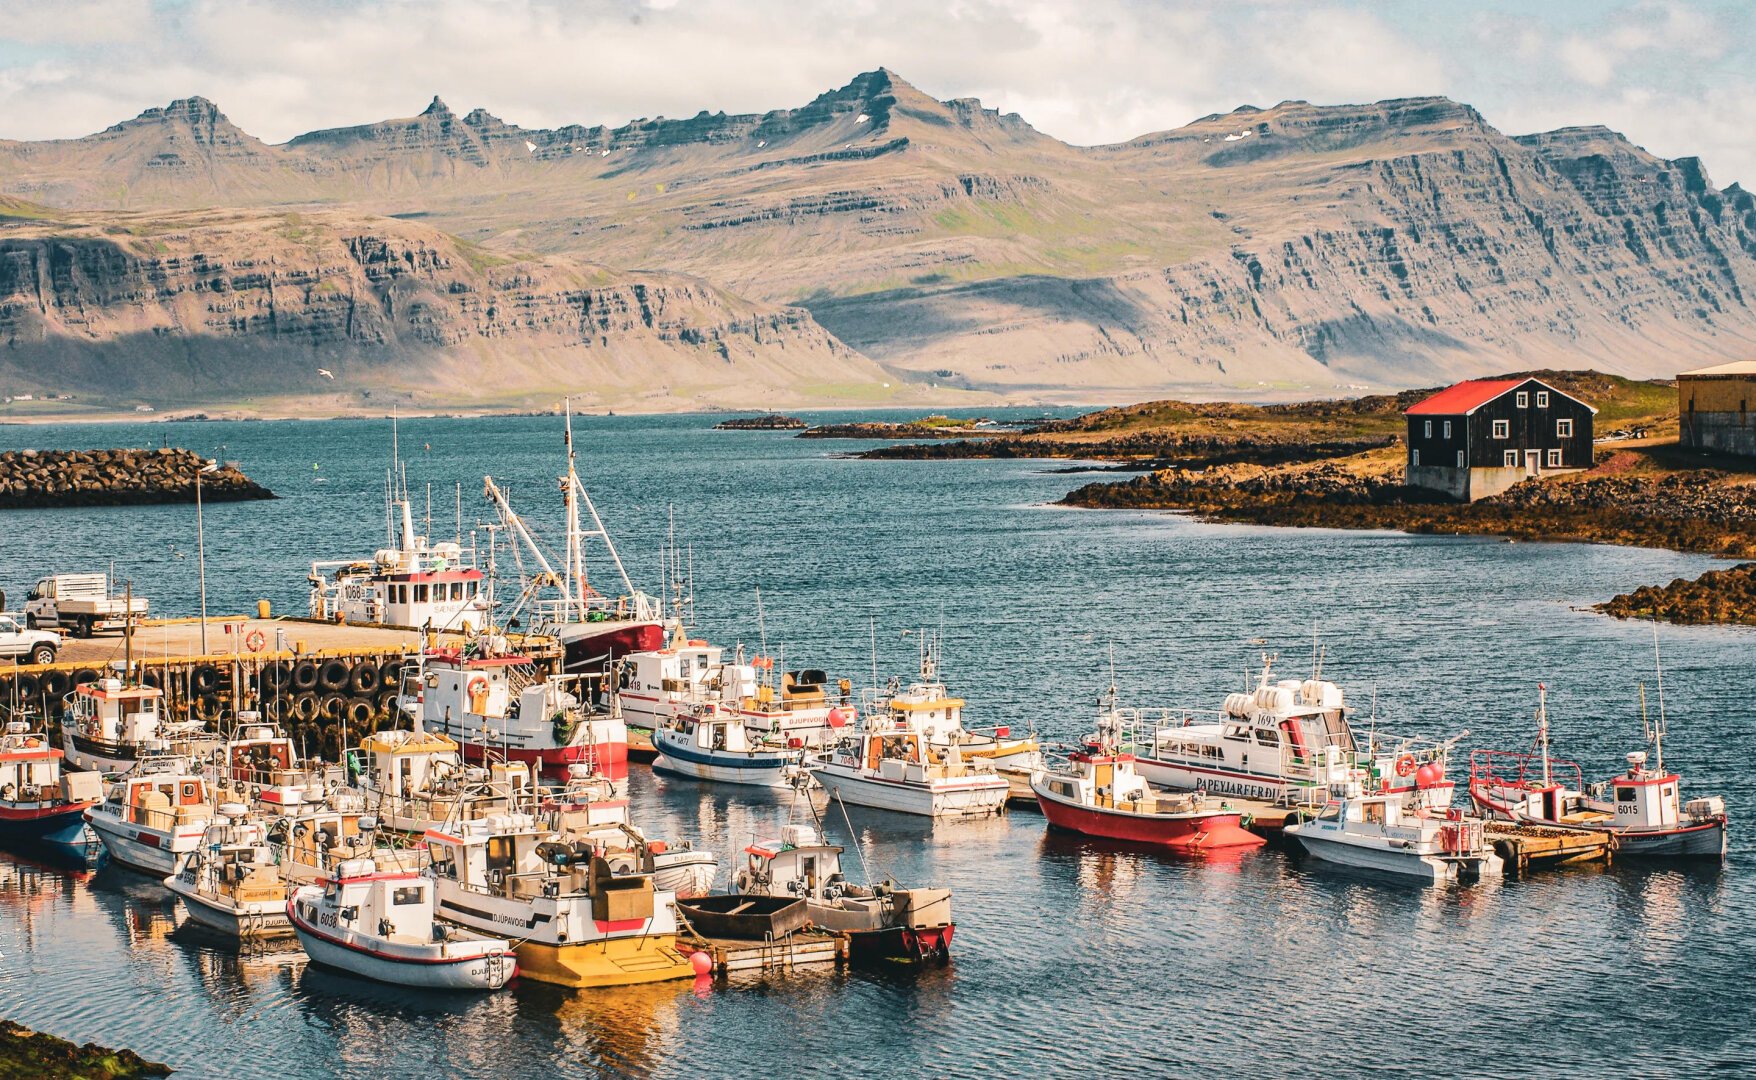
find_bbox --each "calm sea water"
[0,411,1751,1077]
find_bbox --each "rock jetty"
[0,1018,170,1078]
[714,415,807,430]
[0,448,274,509]
[1598,563,1756,625]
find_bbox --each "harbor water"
[0,411,1751,1076]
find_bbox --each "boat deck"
[1485,823,1613,875]
[678,927,848,974]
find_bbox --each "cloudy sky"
[2,0,1751,185]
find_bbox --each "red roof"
[1405,379,1527,416]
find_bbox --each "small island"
[799,415,998,439]
[0,448,274,509]
[713,415,807,430]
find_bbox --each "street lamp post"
[196,458,219,655]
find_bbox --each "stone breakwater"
[0,448,274,509]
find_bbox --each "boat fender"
[0,784,12,801]
[1239,813,1253,830]
[734,870,751,892]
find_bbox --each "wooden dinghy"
[676,894,809,940]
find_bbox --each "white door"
[1524,450,1540,476]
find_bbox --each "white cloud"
[1558,38,1616,86]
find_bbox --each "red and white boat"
[0,720,102,859]
[618,637,847,750]
[1468,684,1727,859]
[483,402,663,676]
[1037,695,1264,853]
[399,643,627,780]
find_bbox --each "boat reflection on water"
[87,863,180,946]
[523,979,692,1076]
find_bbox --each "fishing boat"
[538,766,718,898]
[0,720,103,858]
[869,636,1043,802]
[650,703,810,788]
[734,821,955,961]
[424,812,696,988]
[674,894,809,940]
[84,761,214,876]
[336,727,533,835]
[482,403,663,676]
[399,644,628,779]
[60,679,216,776]
[618,638,847,750]
[209,715,337,816]
[165,805,293,938]
[289,859,515,991]
[809,708,1009,819]
[1285,792,1503,884]
[1033,697,1264,852]
[1468,684,1727,858]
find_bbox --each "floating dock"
[679,928,847,974]
[1485,823,1613,875]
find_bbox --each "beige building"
[1679,361,1756,457]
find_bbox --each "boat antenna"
[455,481,462,546]
[1651,620,1667,774]
[869,617,879,691]
[755,587,769,660]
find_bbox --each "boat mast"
[1651,621,1667,775]
[1537,683,1551,786]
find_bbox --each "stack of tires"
[257,655,406,754]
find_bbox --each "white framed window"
[1536,391,1549,408]
[1516,391,1529,408]
[1443,420,1452,438]
[1493,419,1510,439]
[1557,419,1573,437]
[1424,420,1432,438]
[1547,449,1562,467]
[1503,450,1519,467]
[1412,449,1420,466]
[1456,450,1464,468]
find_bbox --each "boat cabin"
[667,706,763,754]
[308,537,489,632]
[66,680,165,748]
[1610,751,1682,830]
[1149,676,1356,786]
[625,641,729,701]
[318,860,441,944]
[0,725,72,804]
[742,823,848,900]
[350,728,466,798]
[109,771,210,831]
[426,814,659,922]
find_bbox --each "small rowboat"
[676,894,809,940]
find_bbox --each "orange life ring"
[467,676,490,697]
[1394,754,1417,778]
[244,629,267,653]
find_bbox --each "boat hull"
[1470,785,1728,859]
[168,880,293,938]
[1033,783,1265,851]
[0,802,94,858]
[456,737,628,782]
[652,850,717,899]
[559,621,665,675]
[86,815,204,877]
[809,764,1007,819]
[650,741,799,788]
[512,936,695,988]
[676,895,809,940]
[291,911,512,991]
[846,922,955,962]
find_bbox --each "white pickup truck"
[0,613,60,665]
[22,574,148,638]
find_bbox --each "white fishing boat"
[424,812,696,988]
[482,402,664,675]
[808,711,1009,820]
[337,727,532,835]
[208,715,337,816]
[61,679,216,775]
[537,767,718,898]
[735,821,955,961]
[619,637,847,750]
[289,859,515,991]
[399,644,628,779]
[1286,791,1502,884]
[650,703,809,789]
[85,761,214,876]
[165,805,293,938]
[1468,684,1727,858]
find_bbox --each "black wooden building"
[1404,377,1596,501]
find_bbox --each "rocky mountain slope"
[2,69,1754,408]
[0,206,880,411]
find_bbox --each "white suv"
[0,613,60,665]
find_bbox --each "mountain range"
[2,68,1753,413]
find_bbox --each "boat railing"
[1468,748,1586,792]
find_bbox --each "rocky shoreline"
[713,415,807,430]
[862,432,1397,467]
[0,1019,170,1078]
[0,449,274,509]
[1597,563,1756,625]
[798,416,1001,439]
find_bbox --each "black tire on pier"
[196,694,222,721]
[376,689,400,721]
[192,665,220,695]
[320,694,348,722]
[29,645,56,667]
[139,668,164,690]
[260,696,286,723]
[292,693,321,723]
[318,659,351,694]
[348,660,380,696]
[70,668,100,690]
[291,661,320,693]
[39,670,70,700]
[261,661,291,692]
[14,673,39,700]
[345,698,374,728]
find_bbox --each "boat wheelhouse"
[61,679,216,775]
[537,767,719,899]
[1286,792,1502,884]
[808,714,1009,820]
[735,821,955,961]
[210,716,338,816]
[85,764,214,876]
[289,858,515,991]
[0,721,102,858]
[401,646,628,779]
[339,728,532,834]
[424,813,696,988]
